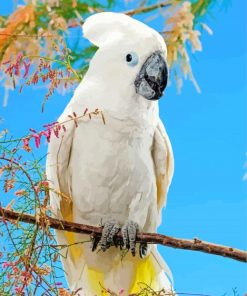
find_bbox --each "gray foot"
[99,218,120,252]
[121,220,148,258]
[121,220,139,256]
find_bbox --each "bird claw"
[91,235,101,252]
[91,218,148,258]
[121,220,140,257]
[139,241,148,258]
[98,218,120,252]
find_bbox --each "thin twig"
[0,33,55,38]
[0,157,40,210]
[124,1,172,16]
[0,0,173,41]
[0,109,103,144]
[0,207,246,263]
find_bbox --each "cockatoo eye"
[126,52,139,67]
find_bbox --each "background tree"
[0,0,225,107]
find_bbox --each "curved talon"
[139,242,148,258]
[121,220,139,256]
[91,235,101,252]
[99,219,120,252]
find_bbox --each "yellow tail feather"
[129,255,157,294]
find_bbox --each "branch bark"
[0,207,246,263]
[124,1,172,16]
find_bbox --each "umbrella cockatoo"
[46,12,174,295]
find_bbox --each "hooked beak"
[134,51,168,101]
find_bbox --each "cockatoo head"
[83,12,168,104]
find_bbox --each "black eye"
[125,52,139,67]
[126,54,132,62]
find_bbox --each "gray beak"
[134,51,168,101]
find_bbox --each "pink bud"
[56,282,63,286]
[2,262,10,268]
[23,60,31,79]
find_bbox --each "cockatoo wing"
[46,101,76,220]
[152,118,174,217]
[148,119,174,287]
[46,100,86,288]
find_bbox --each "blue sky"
[0,1,246,295]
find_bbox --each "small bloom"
[4,179,15,192]
[31,71,39,84]
[14,286,23,294]
[23,60,31,79]
[14,189,27,197]
[58,288,71,296]
[12,266,19,273]
[38,180,49,190]
[41,129,51,142]
[32,133,41,148]
[2,262,10,268]
[56,282,63,286]
[23,138,31,151]
[53,126,59,138]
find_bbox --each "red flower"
[53,126,60,138]
[33,133,41,148]
[41,129,51,143]
[23,138,31,152]
[4,179,15,192]
[31,71,39,84]
[39,180,49,188]
[14,286,23,294]
[56,282,63,286]
[2,262,11,268]
[14,189,27,196]
[23,60,31,79]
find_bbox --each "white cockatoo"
[46,12,174,295]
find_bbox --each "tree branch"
[0,207,246,263]
[124,1,172,16]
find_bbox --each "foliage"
[0,108,104,295]
[0,0,228,106]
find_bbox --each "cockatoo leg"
[98,218,120,252]
[122,220,138,256]
[122,220,148,258]
[121,220,148,258]
[91,219,148,258]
